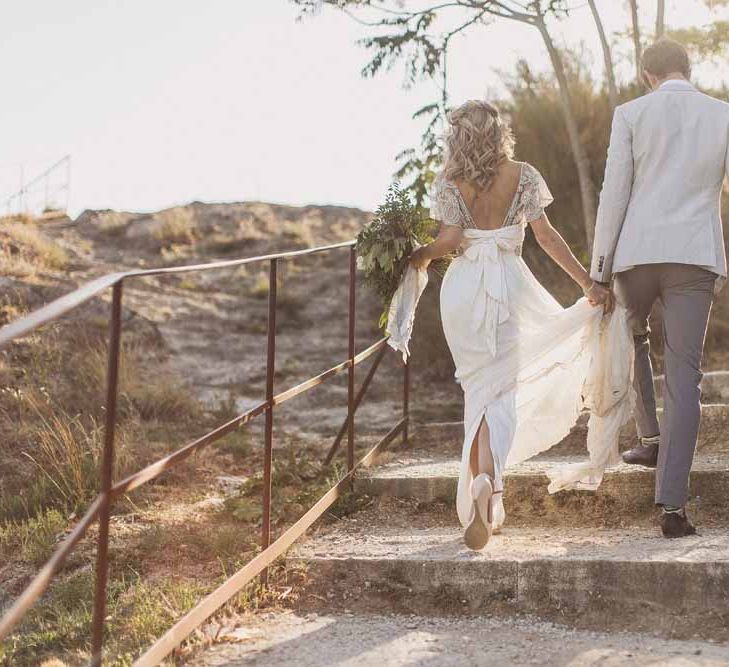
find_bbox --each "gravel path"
[192,612,729,666]
[292,523,729,563]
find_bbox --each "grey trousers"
[614,263,715,507]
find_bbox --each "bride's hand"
[409,247,431,271]
[585,281,616,314]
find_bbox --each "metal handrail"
[136,418,406,666]
[0,241,356,350]
[0,239,410,665]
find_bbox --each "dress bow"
[461,225,525,356]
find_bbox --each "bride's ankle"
[470,472,494,497]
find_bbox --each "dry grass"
[245,269,304,325]
[17,400,110,515]
[0,306,201,521]
[0,258,369,663]
[0,565,209,666]
[0,555,304,666]
[152,209,198,249]
[97,212,130,237]
[0,221,68,277]
[0,509,67,566]
[72,340,202,423]
[0,212,35,226]
[0,423,360,663]
[0,311,220,663]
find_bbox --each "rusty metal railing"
[0,240,410,665]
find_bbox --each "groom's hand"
[586,282,616,314]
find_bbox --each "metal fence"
[0,240,410,665]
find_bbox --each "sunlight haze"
[0,0,725,216]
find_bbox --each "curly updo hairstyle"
[443,100,515,190]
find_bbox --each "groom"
[590,39,729,538]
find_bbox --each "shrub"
[0,222,68,277]
[152,209,197,248]
[97,213,130,237]
[0,318,202,521]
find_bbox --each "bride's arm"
[410,225,462,270]
[530,214,615,312]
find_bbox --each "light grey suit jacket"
[590,80,729,288]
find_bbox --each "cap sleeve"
[430,173,464,228]
[522,164,554,223]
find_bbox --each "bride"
[409,100,618,550]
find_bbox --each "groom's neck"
[656,72,689,85]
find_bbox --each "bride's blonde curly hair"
[443,100,515,189]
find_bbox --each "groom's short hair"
[642,39,691,78]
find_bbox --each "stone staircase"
[196,376,729,666]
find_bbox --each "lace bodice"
[430,163,553,230]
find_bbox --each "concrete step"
[194,610,729,666]
[355,453,729,526]
[655,370,729,405]
[403,405,729,460]
[290,508,729,641]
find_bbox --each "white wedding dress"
[387,163,636,530]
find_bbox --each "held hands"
[585,281,616,314]
[409,247,431,272]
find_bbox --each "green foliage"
[359,12,440,83]
[395,102,444,206]
[0,508,67,566]
[218,429,253,461]
[356,183,440,327]
[0,567,207,666]
[2,568,98,663]
[669,21,729,60]
[223,443,367,528]
[503,55,615,253]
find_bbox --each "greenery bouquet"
[356,183,449,328]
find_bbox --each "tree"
[294,0,599,246]
[655,0,665,39]
[671,1,729,61]
[669,21,729,60]
[627,0,643,83]
[504,54,612,259]
[588,0,618,109]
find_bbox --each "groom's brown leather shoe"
[621,440,659,467]
[659,508,697,538]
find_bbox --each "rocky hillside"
[3,200,460,444]
[73,200,369,263]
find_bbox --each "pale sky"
[1,0,726,217]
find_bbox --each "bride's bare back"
[454,160,524,231]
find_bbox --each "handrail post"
[323,341,387,466]
[91,280,123,666]
[261,258,277,585]
[347,247,356,473]
[403,357,410,446]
